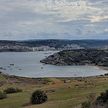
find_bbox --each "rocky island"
[40,49,108,66]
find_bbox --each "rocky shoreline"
[40,49,108,67]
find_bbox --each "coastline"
[98,66,108,71]
[0,71,52,85]
[0,65,108,80]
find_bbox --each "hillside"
[40,49,108,66]
[1,72,108,108]
[1,40,108,52]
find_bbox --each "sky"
[0,0,108,40]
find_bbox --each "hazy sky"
[0,0,108,40]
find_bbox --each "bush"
[96,90,108,104]
[4,87,22,94]
[31,90,47,104]
[81,101,91,108]
[0,91,7,100]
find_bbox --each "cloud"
[89,16,108,23]
[0,0,107,40]
[104,29,108,32]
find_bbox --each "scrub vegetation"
[0,72,108,108]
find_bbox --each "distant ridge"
[0,39,108,52]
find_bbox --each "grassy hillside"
[0,72,108,108]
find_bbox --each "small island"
[40,49,108,67]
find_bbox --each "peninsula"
[40,49,108,67]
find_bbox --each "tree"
[0,91,7,100]
[31,90,47,104]
[4,87,22,94]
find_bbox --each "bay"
[0,51,107,78]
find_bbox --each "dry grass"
[0,73,108,108]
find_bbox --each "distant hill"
[0,39,108,52]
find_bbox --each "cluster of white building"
[0,44,84,51]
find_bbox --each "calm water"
[0,51,108,78]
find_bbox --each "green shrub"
[4,87,22,94]
[96,90,108,104]
[81,101,91,108]
[0,91,7,100]
[31,90,47,104]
